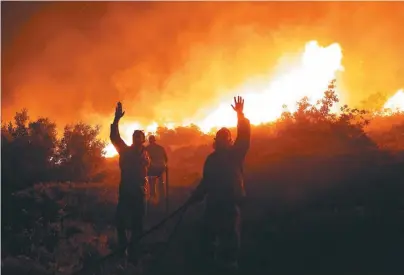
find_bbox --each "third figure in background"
[146,135,168,205]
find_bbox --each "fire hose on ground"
[72,195,193,275]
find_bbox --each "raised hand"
[231,96,244,114]
[115,102,125,121]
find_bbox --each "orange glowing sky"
[2,2,404,157]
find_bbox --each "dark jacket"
[110,123,150,195]
[193,113,251,206]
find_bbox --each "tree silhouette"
[2,109,36,190]
[58,122,106,182]
[27,118,58,181]
[2,110,107,188]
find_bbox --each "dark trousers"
[148,166,166,202]
[201,203,241,264]
[116,183,146,258]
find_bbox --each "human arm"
[232,97,251,160]
[109,102,128,154]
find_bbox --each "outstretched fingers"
[115,101,125,118]
[231,95,244,111]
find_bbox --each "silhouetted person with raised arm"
[146,135,168,204]
[190,96,251,271]
[110,102,151,265]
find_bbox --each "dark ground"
[2,152,404,275]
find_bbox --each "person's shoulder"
[145,144,154,150]
[206,151,216,161]
[157,144,165,150]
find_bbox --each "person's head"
[213,127,232,150]
[148,135,156,145]
[132,130,146,146]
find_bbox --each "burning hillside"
[103,41,403,157]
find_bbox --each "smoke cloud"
[2,2,404,136]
